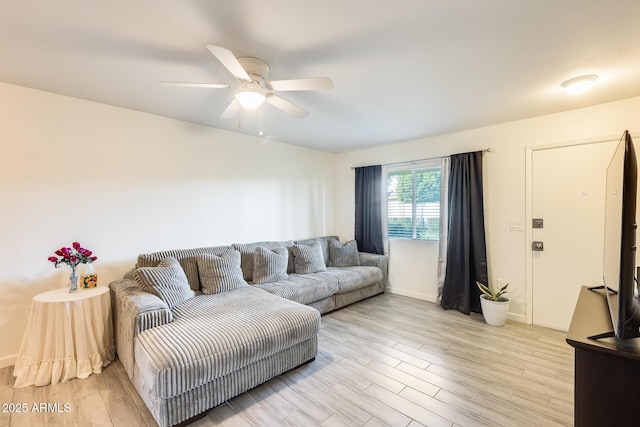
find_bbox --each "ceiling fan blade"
[268,77,333,92]
[266,95,308,118]
[158,81,229,88]
[206,45,250,81]
[220,99,241,119]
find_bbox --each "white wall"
[0,82,336,366]
[387,239,439,301]
[335,96,640,322]
[5,81,640,368]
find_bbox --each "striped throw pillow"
[292,242,327,274]
[253,247,289,284]
[197,250,248,294]
[328,240,361,267]
[134,257,195,309]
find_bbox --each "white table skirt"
[13,286,115,388]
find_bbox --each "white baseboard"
[531,320,568,332]
[386,288,528,325]
[386,286,438,304]
[0,354,16,369]
[507,312,527,324]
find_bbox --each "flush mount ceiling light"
[561,75,598,95]
[234,85,266,110]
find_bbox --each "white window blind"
[385,159,441,240]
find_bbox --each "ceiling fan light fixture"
[235,86,266,110]
[561,74,598,95]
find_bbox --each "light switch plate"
[510,220,524,231]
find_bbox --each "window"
[386,160,441,240]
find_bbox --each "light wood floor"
[0,293,574,427]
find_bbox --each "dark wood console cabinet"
[566,286,640,426]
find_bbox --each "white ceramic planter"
[480,295,510,326]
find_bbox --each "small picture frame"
[81,274,98,289]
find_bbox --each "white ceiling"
[2,0,640,153]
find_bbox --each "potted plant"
[476,281,510,326]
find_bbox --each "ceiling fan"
[160,45,333,119]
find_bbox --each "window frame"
[383,159,442,242]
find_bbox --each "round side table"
[13,286,115,388]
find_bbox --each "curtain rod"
[350,147,491,170]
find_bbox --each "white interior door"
[532,140,618,331]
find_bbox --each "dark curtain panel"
[354,165,385,255]
[440,151,488,314]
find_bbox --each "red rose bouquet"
[48,242,97,292]
[48,241,97,268]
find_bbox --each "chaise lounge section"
[110,236,387,426]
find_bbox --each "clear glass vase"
[69,265,78,293]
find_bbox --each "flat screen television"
[597,130,640,340]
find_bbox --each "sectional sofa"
[109,236,387,427]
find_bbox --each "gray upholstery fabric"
[109,280,173,377]
[336,265,384,289]
[134,258,195,309]
[253,272,340,305]
[335,281,385,309]
[233,241,295,281]
[253,246,289,284]
[328,239,361,267]
[324,267,365,293]
[306,296,336,314]
[359,251,389,286]
[133,336,317,427]
[197,251,248,294]
[295,236,338,265]
[292,242,327,274]
[112,238,389,427]
[134,285,320,398]
[137,246,233,291]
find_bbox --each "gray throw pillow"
[197,250,248,294]
[134,257,195,309]
[292,242,327,274]
[233,241,295,281]
[232,243,262,282]
[253,247,289,284]
[137,245,233,292]
[328,239,361,267]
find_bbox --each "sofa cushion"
[323,268,364,293]
[197,251,247,294]
[233,241,295,281]
[328,240,361,267]
[292,241,327,274]
[253,272,340,305]
[134,286,320,399]
[329,266,384,293]
[253,247,289,284]
[133,257,195,309]
[295,236,338,266]
[137,246,233,292]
